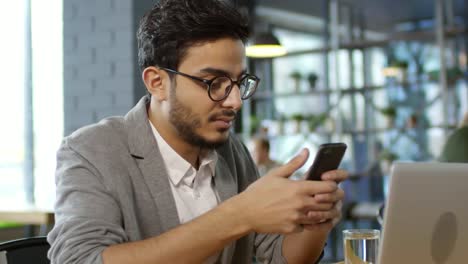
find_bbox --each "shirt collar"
[149,121,217,186]
[200,149,218,178]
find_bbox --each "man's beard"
[168,87,236,149]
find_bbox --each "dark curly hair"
[137,0,250,72]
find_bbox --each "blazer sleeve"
[254,233,288,264]
[47,139,128,264]
[229,138,289,263]
[254,233,325,264]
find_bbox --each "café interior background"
[1,0,467,261]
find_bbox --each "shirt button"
[193,191,200,199]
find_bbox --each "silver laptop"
[378,162,468,264]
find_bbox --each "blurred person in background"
[439,112,468,163]
[252,137,281,176]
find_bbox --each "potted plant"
[289,71,302,93]
[290,114,304,134]
[379,106,397,128]
[385,59,409,82]
[389,60,409,69]
[379,149,399,175]
[427,67,464,86]
[307,72,319,90]
[307,113,328,132]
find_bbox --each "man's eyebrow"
[198,67,247,78]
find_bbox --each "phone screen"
[306,143,347,181]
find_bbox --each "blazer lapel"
[213,156,239,262]
[136,150,180,231]
[125,96,180,232]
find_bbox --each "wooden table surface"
[0,204,54,226]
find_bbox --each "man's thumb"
[272,148,309,178]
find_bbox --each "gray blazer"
[47,96,286,264]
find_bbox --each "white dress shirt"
[150,121,220,263]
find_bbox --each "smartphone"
[306,143,347,181]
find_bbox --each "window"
[31,0,63,207]
[0,1,28,204]
[0,0,63,207]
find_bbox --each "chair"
[0,237,50,264]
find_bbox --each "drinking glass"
[343,229,380,264]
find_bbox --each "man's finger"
[268,148,309,178]
[321,169,348,182]
[315,188,345,203]
[298,180,337,196]
[305,207,340,221]
[299,197,334,211]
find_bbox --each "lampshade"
[246,32,287,58]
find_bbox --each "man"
[439,112,468,163]
[252,137,281,176]
[47,1,347,263]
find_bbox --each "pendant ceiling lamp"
[246,32,287,58]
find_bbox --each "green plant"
[289,71,302,80]
[379,149,399,162]
[307,113,328,131]
[290,114,304,122]
[427,67,464,84]
[379,106,397,118]
[307,72,319,88]
[388,59,409,69]
[289,71,303,92]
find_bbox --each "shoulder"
[446,126,468,142]
[440,126,468,162]
[64,116,129,156]
[456,126,468,135]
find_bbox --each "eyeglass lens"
[209,76,258,101]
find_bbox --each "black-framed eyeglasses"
[159,67,260,102]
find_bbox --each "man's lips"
[212,117,234,129]
[209,111,236,129]
[214,117,234,123]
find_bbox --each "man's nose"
[221,85,243,111]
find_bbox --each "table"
[0,204,54,236]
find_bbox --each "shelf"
[281,26,467,57]
[341,85,385,94]
[257,124,459,139]
[342,124,458,135]
[253,85,384,100]
[267,131,333,138]
[252,76,468,101]
[253,72,463,101]
[253,90,332,100]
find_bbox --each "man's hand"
[302,169,348,231]
[235,149,340,234]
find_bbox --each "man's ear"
[142,66,169,101]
